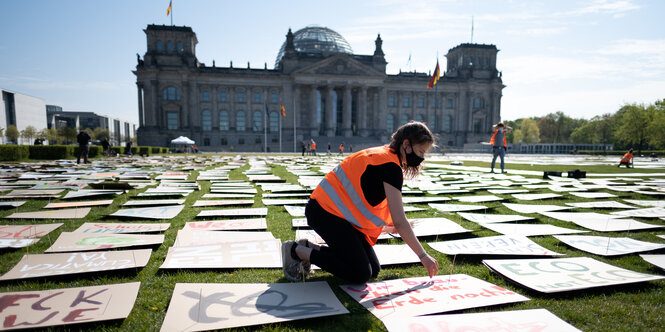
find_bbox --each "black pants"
[77,145,89,164]
[305,199,380,284]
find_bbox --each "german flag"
[280,103,286,117]
[167,0,172,16]
[427,60,440,89]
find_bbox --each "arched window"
[415,114,424,123]
[167,112,178,130]
[236,111,246,132]
[201,91,210,102]
[400,114,409,125]
[473,97,485,109]
[156,40,163,52]
[177,41,184,53]
[270,112,278,132]
[444,115,452,133]
[219,111,229,130]
[253,111,262,132]
[201,110,211,131]
[167,40,173,52]
[163,87,181,101]
[386,114,395,133]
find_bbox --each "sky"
[1,0,664,125]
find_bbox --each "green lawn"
[1,156,664,331]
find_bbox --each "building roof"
[275,26,353,68]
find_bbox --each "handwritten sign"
[428,235,563,256]
[122,199,185,207]
[73,222,170,234]
[553,235,665,256]
[182,219,267,231]
[0,238,38,249]
[541,211,661,232]
[382,308,581,332]
[160,281,348,331]
[481,223,587,236]
[429,203,487,212]
[192,200,254,207]
[174,230,274,247]
[161,239,282,269]
[453,195,503,203]
[261,199,308,206]
[340,274,529,319]
[565,201,635,209]
[457,212,533,224]
[110,205,184,219]
[4,208,91,220]
[284,205,305,217]
[43,200,114,209]
[197,208,267,218]
[0,249,152,280]
[0,224,63,239]
[483,257,664,293]
[45,232,164,253]
[62,189,123,200]
[0,282,140,330]
[502,203,571,214]
[377,217,470,240]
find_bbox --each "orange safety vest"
[620,153,633,163]
[489,129,507,147]
[311,145,400,245]
[311,142,317,150]
[339,144,344,152]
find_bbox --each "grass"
[0,155,664,331]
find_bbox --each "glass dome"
[275,25,353,68]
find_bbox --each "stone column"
[325,86,335,137]
[378,87,387,135]
[359,86,368,137]
[211,86,218,130]
[149,80,158,128]
[136,83,144,127]
[293,85,300,139]
[342,85,352,137]
[310,85,318,137]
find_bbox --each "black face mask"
[405,142,424,167]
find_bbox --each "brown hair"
[389,121,435,179]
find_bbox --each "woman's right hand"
[420,254,439,278]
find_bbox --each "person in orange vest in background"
[281,121,439,283]
[338,142,344,155]
[310,139,317,156]
[618,148,634,168]
[489,121,512,173]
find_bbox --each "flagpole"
[171,1,173,26]
[279,110,282,153]
[264,104,267,153]
[293,94,296,153]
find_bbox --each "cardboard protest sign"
[378,217,470,240]
[192,200,254,207]
[182,219,267,231]
[541,211,661,232]
[487,189,529,194]
[565,201,635,209]
[512,193,563,201]
[401,196,451,204]
[382,308,582,332]
[481,223,587,237]
[611,207,665,218]
[483,257,664,293]
[45,232,164,253]
[453,195,503,203]
[4,207,91,219]
[261,199,308,206]
[210,188,257,194]
[0,238,38,249]
[197,207,267,218]
[160,281,348,331]
[62,189,123,199]
[640,254,665,270]
[161,239,282,269]
[292,218,308,228]
[123,199,186,207]
[0,249,152,280]
[0,282,140,330]
[0,201,25,208]
[429,203,487,212]
[428,235,563,256]
[569,192,618,199]
[457,212,534,224]
[173,230,274,247]
[374,244,421,265]
[340,274,529,320]
[43,200,114,209]
[553,235,665,256]
[263,193,311,198]
[73,222,170,234]
[502,203,572,214]
[283,205,305,217]
[202,193,255,199]
[0,224,63,238]
[110,205,184,219]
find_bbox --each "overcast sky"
[1,0,663,124]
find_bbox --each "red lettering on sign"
[62,308,98,322]
[0,294,39,313]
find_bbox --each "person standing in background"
[76,130,92,164]
[489,122,512,173]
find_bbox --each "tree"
[615,103,652,154]
[537,111,583,143]
[20,126,37,144]
[58,127,77,144]
[5,125,19,144]
[518,118,540,143]
[47,128,58,144]
[0,127,4,144]
[646,104,665,149]
[93,127,110,141]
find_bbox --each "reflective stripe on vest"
[324,165,386,228]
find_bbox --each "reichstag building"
[134,24,504,151]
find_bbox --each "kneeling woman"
[282,121,439,283]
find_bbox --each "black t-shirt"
[360,162,403,206]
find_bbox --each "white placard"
[182,219,267,231]
[374,244,421,265]
[502,203,572,214]
[174,230,275,247]
[453,195,503,203]
[429,203,487,212]
[482,223,587,236]
[284,205,306,216]
[197,207,267,218]
[73,222,170,234]
[554,235,665,256]
[4,208,91,219]
[0,238,39,248]
[45,232,164,253]
[640,254,665,270]
[512,193,563,201]
[161,239,282,269]
[483,257,664,293]
[0,224,63,238]
[611,207,665,218]
[378,217,471,240]
[565,201,635,209]
[292,218,308,228]
[428,235,563,256]
[624,199,665,208]
[457,212,534,223]
[110,205,184,219]
[569,192,618,199]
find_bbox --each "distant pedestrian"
[489,122,512,173]
[101,139,110,156]
[349,144,352,153]
[76,130,92,164]
[301,141,306,156]
[126,141,133,155]
[338,142,344,155]
[311,140,317,156]
[327,142,332,155]
[618,148,633,168]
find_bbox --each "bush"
[88,146,102,158]
[28,145,76,159]
[0,145,30,161]
[578,150,665,156]
[110,146,125,155]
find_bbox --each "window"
[167,40,173,52]
[473,119,482,133]
[447,98,454,109]
[400,114,409,125]
[473,97,485,109]
[429,114,437,131]
[253,111,262,132]
[201,91,210,102]
[415,114,424,123]
[156,40,163,52]
[167,112,178,130]
[255,136,261,144]
[219,111,229,130]
[270,112,278,132]
[163,87,181,101]
[433,97,439,107]
[203,137,210,146]
[444,115,452,133]
[388,96,395,107]
[236,111,246,131]
[254,93,261,103]
[219,91,227,102]
[221,137,228,145]
[417,97,425,108]
[386,114,395,133]
[271,93,278,103]
[177,41,184,53]
[238,138,245,145]
[237,92,244,102]
[201,110,211,131]
[403,97,410,107]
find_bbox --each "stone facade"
[134,25,504,151]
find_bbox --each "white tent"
[170,136,196,153]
